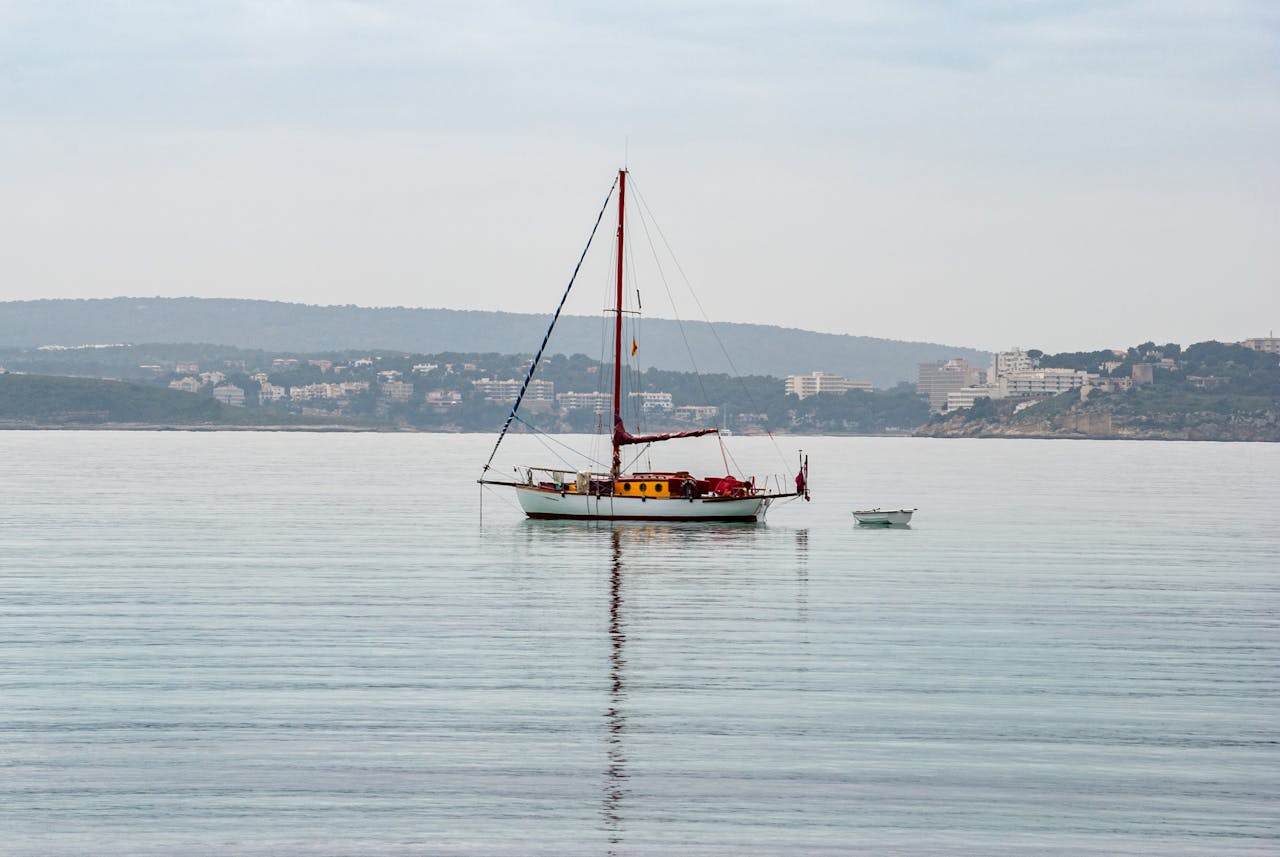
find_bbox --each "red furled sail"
[613,416,718,448]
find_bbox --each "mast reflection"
[602,526,627,851]
[795,527,809,620]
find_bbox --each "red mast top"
[611,168,626,479]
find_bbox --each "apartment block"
[556,391,611,413]
[918,359,984,412]
[474,378,554,403]
[212,385,245,407]
[381,380,415,402]
[628,391,674,412]
[1241,337,1280,357]
[998,369,1091,397]
[785,372,873,399]
[991,349,1034,379]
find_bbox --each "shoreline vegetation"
[0,374,368,431]
[1,339,1275,442]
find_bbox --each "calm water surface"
[1,432,1277,855]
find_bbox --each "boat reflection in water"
[592,523,770,852]
[603,527,626,852]
[514,520,800,852]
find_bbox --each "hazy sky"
[1,1,1276,352]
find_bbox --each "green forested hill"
[0,297,990,388]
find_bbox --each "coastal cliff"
[916,340,1280,442]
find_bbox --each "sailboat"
[479,168,808,522]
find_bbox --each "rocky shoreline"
[915,405,1280,442]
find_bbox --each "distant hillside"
[0,373,346,428]
[0,298,989,388]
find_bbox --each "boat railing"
[757,472,804,498]
[511,465,801,498]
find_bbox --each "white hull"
[516,486,771,522]
[853,509,915,525]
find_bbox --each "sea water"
[1,432,1276,855]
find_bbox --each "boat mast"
[611,168,627,479]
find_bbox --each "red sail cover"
[613,416,718,447]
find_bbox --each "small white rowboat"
[852,508,916,526]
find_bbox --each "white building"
[473,377,518,401]
[425,389,462,407]
[946,385,1001,411]
[413,363,439,374]
[945,366,1094,410]
[258,383,287,402]
[674,405,719,423]
[168,376,201,394]
[474,377,553,403]
[998,369,1091,397]
[212,385,245,407]
[199,371,227,386]
[557,391,611,413]
[381,380,415,402]
[1241,337,1280,357]
[785,372,873,399]
[289,381,371,401]
[918,359,985,412]
[628,391,674,412]
[990,349,1035,380]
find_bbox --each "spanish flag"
[631,338,638,356]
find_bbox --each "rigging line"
[722,439,745,479]
[596,228,616,455]
[592,238,615,464]
[481,177,618,476]
[771,493,800,509]
[481,480,525,515]
[634,184,791,470]
[715,432,748,480]
[623,443,652,474]
[629,180,712,409]
[514,414,608,471]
